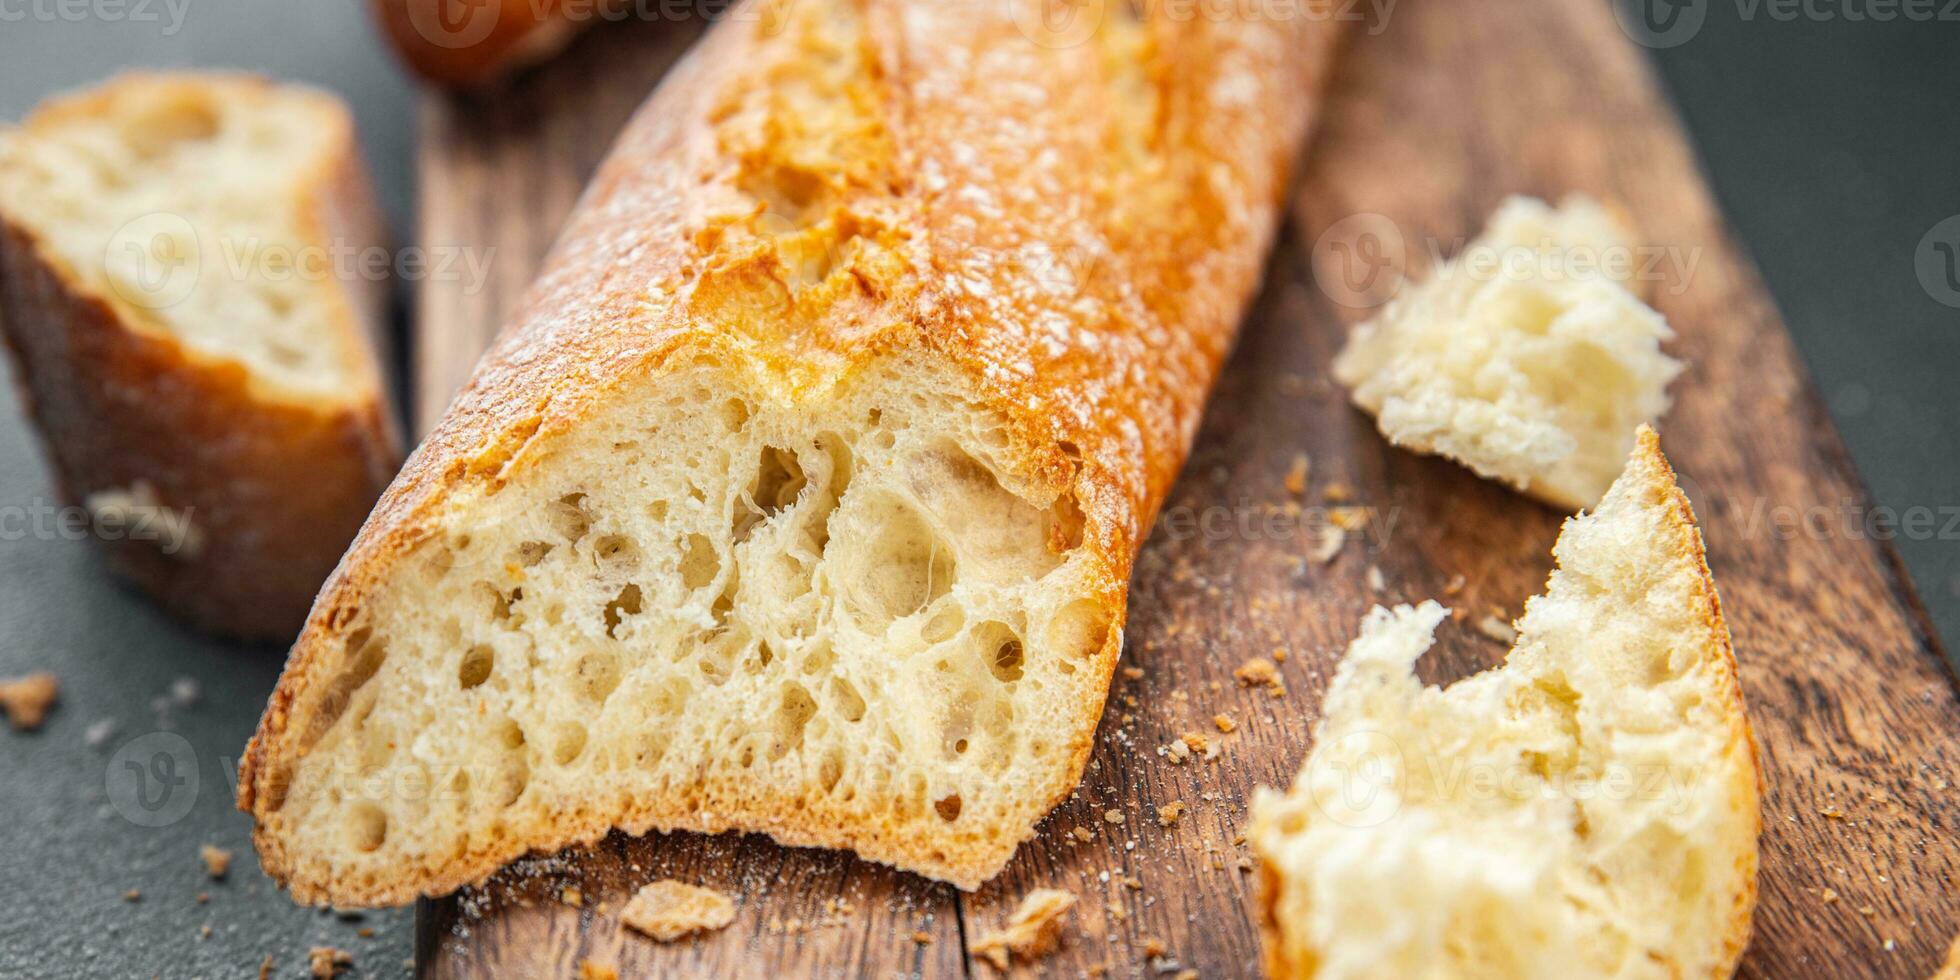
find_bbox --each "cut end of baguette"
[242,358,1117,906]
[1250,427,1758,979]
[0,72,375,403]
[1332,195,1682,509]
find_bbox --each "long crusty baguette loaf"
[1249,427,1759,978]
[1332,195,1682,510]
[369,0,590,85]
[0,74,402,639]
[240,0,1347,905]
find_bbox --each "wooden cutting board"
[410,1,1960,976]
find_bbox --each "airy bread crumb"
[307,946,351,979]
[972,889,1078,970]
[199,844,232,880]
[1332,195,1682,509]
[1249,429,1757,978]
[0,672,58,730]
[620,880,736,942]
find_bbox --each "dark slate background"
[0,2,1954,976]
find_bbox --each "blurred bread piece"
[0,73,402,639]
[239,0,1346,906]
[1332,195,1682,509]
[369,0,592,85]
[1250,427,1758,979]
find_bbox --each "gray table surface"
[0,3,1954,977]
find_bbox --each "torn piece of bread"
[239,0,1348,906]
[0,73,401,638]
[972,889,1078,971]
[1250,428,1758,979]
[620,880,736,942]
[1331,195,1681,510]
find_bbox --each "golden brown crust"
[1630,427,1762,977]
[243,0,1347,903]
[0,76,402,640]
[369,0,590,85]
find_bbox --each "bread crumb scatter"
[1103,808,1126,825]
[1284,453,1310,496]
[1121,666,1145,680]
[1213,713,1236,733]
[1164,740,1192,763]
[1234,657,1286,697]
[560,886,584,907]
[1180,732,1209,755]
[1366,565,1386,592]
[972,889,1077,970]
[1143,937,1168,958]
[308,946,352,978]
[1443,573,1467,595]
[1322,482,1352,503]
[912,930,932,944]
[577,959,619,980]
[0,672,59,730]
[200,844,232,880]
[196,891,210,904]
[258,954,274,980]
[123,888,141,902]
[621,880,737,942]
[1071,827,1095,842]
[1157,802,1186,827]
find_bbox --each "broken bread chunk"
[972,888,1078,971]
[0,73,401,638]
[1331,195,1681,510]
[1250,427,1758,979]
[238,0,1347,906]
[620,880,736,942]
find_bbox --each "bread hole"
[828,676,866,722]
[552,722,588,766]
[753,446,808,513]
[842,494,955,627]
[1047,598,1113,661]
[345,802,388,853]
[631,733,666,768]
[592,534,641,571]
[302,628,388,749]
[1047,491,1087,553]
[548,493,591,542]
[818,747,845,794]
[604,584,643,639]
[122,95,221,159]
[647,500,670,522]
[679,533,720,590]
[720,398,752,432]
[492,758,530,807]
[770,683,818,760]
[710,569,739,629]
[808,433,854,555]
[512,540,554,567]
[972,621,1025,682]
[739,744,756,769]
[575,650,622,701]
[921,604,964,644]
[448,768,471,800]
[801,642,836,676]
[458,645,495,689]
[933,793,963,822]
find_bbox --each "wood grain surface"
[412,1,1960,977]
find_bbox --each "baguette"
[1249,427,1759,978]
[0,73,402,639]
[1332,195,1682,510]
[241,0,1347,905]
[369,0,591,85]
